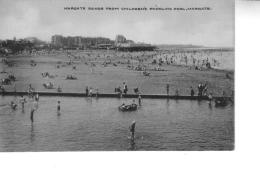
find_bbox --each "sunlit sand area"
[0,48,234,96]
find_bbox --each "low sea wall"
[0,91,230,100]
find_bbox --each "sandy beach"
[0,48,234,96]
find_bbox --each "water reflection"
[208,102,212,110]
[30,123,35,143]
[88,97,93,104]
[166,99,170,115]
[129,138,136,150]
[197,99,202,106]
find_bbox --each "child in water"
[10,101,17,110]
[20,95,26,110]
[132,99,136,105]
[35,93,39,101]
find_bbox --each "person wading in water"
[30,108,35,123]
[20,95,26,111]
[138,94,142,106]
[57,101,61,113]
[129,120,136,141]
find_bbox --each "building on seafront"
[114,35,156,52]
[115,35,127,45]
[51,35,64,48]
[50,34,156,51]
[51,35,114,50]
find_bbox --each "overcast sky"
[0,0,234,47]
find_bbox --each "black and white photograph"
[0,0,234,152]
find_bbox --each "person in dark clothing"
[134,88,139,94]
[123,82,128,94]
[198,83,203,96]
[86,86,89,96]
[57,101,61,112]
[190,87,195,96]
[166,84,169,96]
[30,109,35,123]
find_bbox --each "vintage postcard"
[0,0,234,151]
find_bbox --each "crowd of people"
[0,49,234,151]
[151,49,226,69]
[85,86,96,96]
[197,83,208,97]
[1,48,234,96]
[1,84,63,123]
[114,82,129,95]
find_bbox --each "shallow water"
[0,96,234,151]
